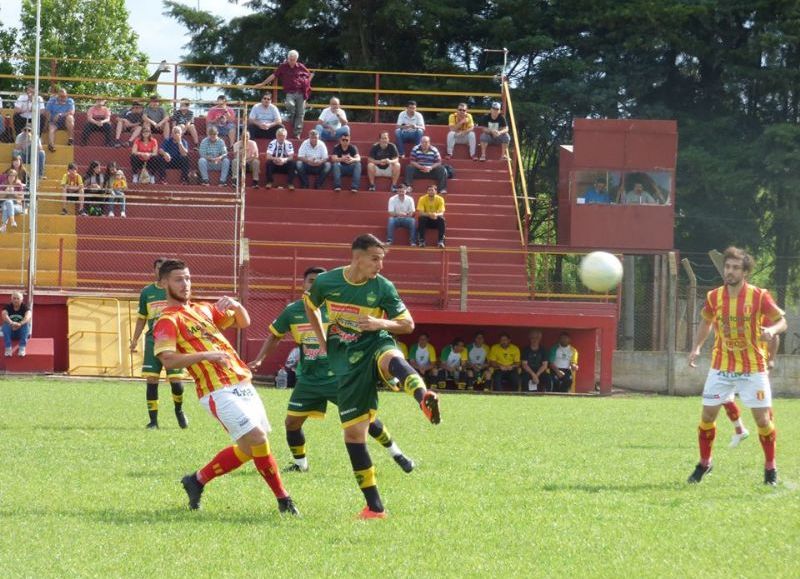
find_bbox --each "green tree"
[0,6,18,94]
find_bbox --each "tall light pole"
[27,0,42,321]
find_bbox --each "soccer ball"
[579,251,623,293]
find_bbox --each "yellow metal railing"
[502,80,531,247]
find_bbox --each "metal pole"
[666,252,677,395]
[459,246,468,312]
[681,258,697,351]
[623,255,635,350]
[27,0,43,331]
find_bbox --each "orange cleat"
[358,506,387,520]
[420,390,441,424]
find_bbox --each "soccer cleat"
[687,463,713,484]
[764,468,778,486]
[278,496,300,516]
[420,390,441,425]
[393,454,415,473]
[181,473,204,510]
[175,410,189,429]
[145,421,159,430]
[282,463,309,473]
[357,506,387,520]
[729,429,750,448]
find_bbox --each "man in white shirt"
[315,97,350,142]
[296,129,331,189]
[248,93,284,140]
[13,85,45,135]
[386,185,417,246]
[265,128,296,189]
[395,100,425,157]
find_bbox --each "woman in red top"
[130,128,166,183]
[1,169,26,232]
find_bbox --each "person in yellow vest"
[489,333,521,392]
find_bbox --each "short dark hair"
[406,100,416,107]
[352,234,385,252]
[499,332,511,339]
[153,257,168,268]
[217,94,226,101]
[452,337,464,346]
[474,331,484,339]
[419,332,430,339]
[594,176,605,184]
[303,266,326,279]
[560,331,571,338]
[158,259,187,280]
[723,246,754,274]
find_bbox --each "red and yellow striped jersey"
[701,283,784,373]
[153,302,251,398]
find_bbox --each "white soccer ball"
[579,251,623,293]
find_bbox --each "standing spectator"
[44,87,76,151]
[60,162,85,216]
[197,126,231,186]
[405,136,447,194]
[478,102,510,161]
[521,329,551,393]
[247,93,283,140]
[81,98,114,146]
[143,95,170,135]
[489,333,521,392]
[232,134,260,189]
[130,128,164,184]
[255,49,314,139]
[108,168,127,217]
[549,332,579,393]
[206,95,238,145]
[114,101,144,147]
[161,126,191,183]
[386,185,416,246]
[1,170,26,233]
[446,102,476,159]
[83,160,107,215]
[438,337,468,390]
[315,97,350,142]
[584,177,611,204]
[13,84,45,135]
[367,131,401,192]
[264,128,296,190]
[171,98,200,146]
[331,134,361,192]
[295,129,330,189]
[13,125,46,179]
[2,291,32,357]
[467,331,491,389]
[409,333,437,384]
[395,100,425,157]
[416,184,446,248]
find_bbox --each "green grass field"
[1,377,798,577]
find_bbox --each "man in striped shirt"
[404,136,447,194]
[687,246,786,486]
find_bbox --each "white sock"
[387,442,402,458]
[295,456,308,469]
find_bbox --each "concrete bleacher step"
[0,338,55,373]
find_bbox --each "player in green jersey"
[248,266,415,474]
[304,234,441,519]
[129,257,188,429]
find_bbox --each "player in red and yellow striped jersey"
[687,247,786,486]
[152,259,299,515]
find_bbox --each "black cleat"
[393,454,415,473]
[181,473,204,510]
[176,410,189,429]
[764,468,778,486]
[687,463,713,483]
[282,463,308,473]
[145,422,159,430]
[278,496,300,516]
[421,390,441,425]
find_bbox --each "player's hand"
[688,348,700,368]
[247,358,263,370]
[205,351,231,367]
[129,338,138,352]
[215,296,241,312]
[760,327,774,342]
[357,314,384,331]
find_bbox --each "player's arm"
[357,312,413,335]
[215,296,250,329]
[130,317,147,351]
[761,316,787,342]
[303,299,327,354]
[158,349,230,370]
[248,332,281,370]
[689,318,713,367]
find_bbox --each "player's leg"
[378,347,441,424]
[722,399,748,447]
[368,417,415,473]
[739,372,777,485]
[284,414,310,472]
[344,419,385,518]
[168,374,188,429]
[141,337,162,428]
[688,403,722,483]
[283,381,335,472]
[145,379,159,428]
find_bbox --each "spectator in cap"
[478,102,510,161]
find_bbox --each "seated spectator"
[479,102,510,161]
[108,168,127,218]
[265,128,296,190]
[143,95,170,135]
[395,100,425,157]
[247,93,283,140]
[171,98,199,146]
[83,160,107,215]
[489,332,521,392]
[161,126,191,183]
[13,84,45,136]
[2,291,32,357]
[395,339,408,359]
[1,170,26,233]
[284,346,300,389]
[620,182,657,205]
[331,134,361,192]
[197,126,231,186]
[233,135,260,189]
[446,102,476,160]
[13,126,45,180]
[45,87,76,151]
[467,331,491,389]
[206,95,238,145]
[386,184,416,246]
[405,136,447,194]
[7,157,29,187]
[114,101,144,147]
[549,331,579,393]
[584,177,611,204]
[521,329,551,393]
[315,97,350,142]
[438,337,468,390]
[130,128,165,184]
[367,131,401,192]
[416,184,446,248]
[296,129,330,189]
[409,333,437,383]
[81,98,113,146]
[60,162,85,215]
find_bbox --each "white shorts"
[199,382,271,441]
[702,370,772,409]
[373,164,395,177]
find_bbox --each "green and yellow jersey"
[468,342,489,366]
[137,283,168,338]
[269,300,336,386]
[440,344,467,370]
[409,342,437,367]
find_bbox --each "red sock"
[758,423,777,470]
[197,445,251,485]
[251,442,288,499]
[698,421,716,467]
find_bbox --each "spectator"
[386,184,416,246]
[478,102,510,161]
[2,291,32,357]
[171,98,199,146]
[13,125,45,179]
[232,134,260,189]
[60,162,85,216]
[584,177,611,204]
[405,136,447,194]
[108,168,127,218]
[416,184,446,248]
[521,329,551,393]
[206,95,238,145]
[197,126,231,186]
[395,100,425,157]
[331,134,361,192]
[247,93,283,140]
[130,127,165,184]
[620,182,657,205]
[409,333,437,383]
[467,331,491,389]
[160,126,191,183]
[13,84,45,135]
[549,331,579,393]
[446,102,476,160]
[395,339,409,359]
[1,170,26,233]
[80,97,114,146]
[114,101,144,148]
[264,127,296,190]
[296,129,330,189]
[7,157,29,187]
[44,87,76,151]
[489,332,521,392]
[315,97,350,142]
[83,160,107,215]
[143,95,170,135]
[438,337,468,390]
[284,346,300,389]
[367,131,401,192]
[255,49,314,139]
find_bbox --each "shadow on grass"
[33,425,145,432]
[541,482,681,493]
[618,443,685,450]
[0,506,281,525]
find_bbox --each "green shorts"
[142,336,184,380]
[336,335,398,428]
[287,379,339,418]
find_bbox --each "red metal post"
[374,73,380,123]
[291,247,298,301]
[57,237,64,288]
[440,249,449,309]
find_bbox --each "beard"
[167,285,189,304]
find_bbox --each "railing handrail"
[502,80,531,246]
